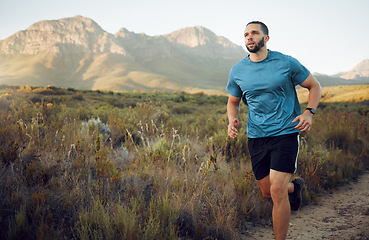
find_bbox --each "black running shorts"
[248,133,300,180]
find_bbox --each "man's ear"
[264,35,270,43]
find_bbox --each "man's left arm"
[292,73,322,132]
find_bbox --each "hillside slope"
[0,16,245,93]
[297,85,369,103]
[0,16,368,93]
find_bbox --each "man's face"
[247,37,264,53]
[244,24,267,53]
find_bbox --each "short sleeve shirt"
[226,50,310,138]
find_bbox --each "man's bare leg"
[257,172,296,240]
[257,175,271,198]
[269,170,292,240]
[257,174,295,198]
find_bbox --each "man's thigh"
[270,133,300,174]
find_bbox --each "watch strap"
[306,107,316,115]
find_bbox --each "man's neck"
[249,48,269,62]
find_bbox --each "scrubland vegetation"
[0,85,368,240]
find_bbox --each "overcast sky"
[0,0,368,75]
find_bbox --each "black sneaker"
[289,178,304,211]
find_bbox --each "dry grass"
[0,85,368,239]
[297,85,369,103]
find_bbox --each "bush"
[0,85,368,239]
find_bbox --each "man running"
[226,21,322,240]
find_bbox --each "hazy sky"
[0,0,368,75]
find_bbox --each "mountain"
[334,59,369,80]
[0,16,127,55]
[310,73,369,87]
[0,16,245,93]
[0,16,133,90]
[0,16,368,94]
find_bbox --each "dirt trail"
[242,171,369,240]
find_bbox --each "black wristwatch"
[306,107,316,115]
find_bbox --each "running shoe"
[289,178,304,211]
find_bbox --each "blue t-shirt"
[226,50,310,138]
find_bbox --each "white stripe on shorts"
[294,134,300,174]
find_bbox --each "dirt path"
[242,171,369,240]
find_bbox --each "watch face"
[307,108,315,114]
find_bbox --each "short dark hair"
[246,21,269,35]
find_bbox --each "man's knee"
[269,170,291,203]
[270,183,288,203]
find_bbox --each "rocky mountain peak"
[114,27,149,46]
[337,59,369,79]
[0,16,127,55]
[160,26,245,59]
[163,26,217,47]
[163,26,238,49]
[353,59,369,72]
[115,27,131,37]
[26,15,104,35]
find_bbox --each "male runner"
[226,21,322,240]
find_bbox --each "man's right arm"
[227,94,241,138]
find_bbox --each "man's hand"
[295,73,321,133]
[292,111,313,132]
[228,118,239,138]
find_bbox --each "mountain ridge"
[334,59,369,80]
[0,16,128,55]
[0,16,368,93]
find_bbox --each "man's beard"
[246,38,265,53]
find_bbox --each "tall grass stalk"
[0,86,368,239]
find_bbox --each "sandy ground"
[241,171,369,240]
